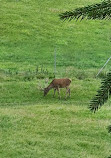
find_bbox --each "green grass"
[0,79,100,105]
[1,0,111,72]
[0,104,111,158]
[1,0,111,157]
[1,78,111,157]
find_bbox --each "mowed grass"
[0,79,100,105]
[0,79,111,157]
[0,104,111,158]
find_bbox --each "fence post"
[54,47,56,77]
[96,56,111,77]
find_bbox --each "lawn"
[0,104,111,158]
[0,78,111,158]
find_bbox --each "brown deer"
[44,78,71,99]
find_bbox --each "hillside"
[1,0,111,74]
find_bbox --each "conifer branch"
[59,0,111,20]
[89,72,111,112]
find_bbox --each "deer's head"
[44,88,49,96]
[37,78,49,96]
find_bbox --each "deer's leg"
[68,88,70,97]
[65,87,70,99]
[57,87,61,99]
[65,87,68,99]
[53,88,56,97]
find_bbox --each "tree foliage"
[60,0,111,21]
[89,72,111,112]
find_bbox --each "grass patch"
[0,79,100,106]
[0,104,111,158]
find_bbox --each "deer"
[43,78,71,99]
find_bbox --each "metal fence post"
[54,47,56,77]
[96,56,111,77]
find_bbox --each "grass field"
[0,0,111,157]
[0,104,111,158]
[1,0,111,72]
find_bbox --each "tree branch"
[59,0,111,20]
[89,72,111,112]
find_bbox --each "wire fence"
[0,66,107,107]
[1,52,111,106]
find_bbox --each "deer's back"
[51,78,71,88]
